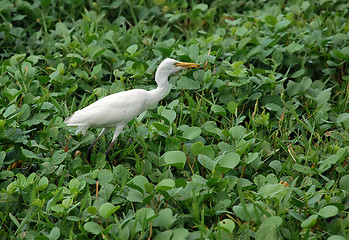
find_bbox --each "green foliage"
[1,0,349,239]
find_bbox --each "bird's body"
[65,58,199,163]
[65,88,162,129]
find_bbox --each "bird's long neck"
[144,72,170,109]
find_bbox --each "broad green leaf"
[227,101,238,114]
[136,208,156,224]
[339,175,349,191]
[3,104,16,118]
[127,175,148,193]
[318,205,338,218]
[191,142,204,155]
[229,125,246,140]
[193,3,208,11]
[264,15,277,26]
[48,227,60,240]
[198,154,216,171]
[182,127,201,140]
[99,203,119,219]
[98,169,113,184]
[177,76,200,90]
[22,149,39,159]
[52,151,67,164]
[301,214,318,228]
[157,179,175,190]
[163,150,186,169]
[258,184,287,199]
[238,37,251,49]
[216,152,240,173]
[172,228,189,240]
[126,44,138,54]
[188,44,199,61]
[211,105,226,116]
[286,42,304,53]
[160,109,176,124]
[218,219,235,233]
[87,206,98,215]
[84,222,103,235]
[153,230,172,240]
[328,236,346,240]
[153,208,177,229]
[286,77,312,97]
[153,122,170,132]
[19,104,30,121]
[127,190,144,203]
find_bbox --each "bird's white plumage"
[65,58,199,162]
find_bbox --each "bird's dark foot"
[87,145,94,162]
[105,149,113,166]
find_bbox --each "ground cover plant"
[0,0,349,239]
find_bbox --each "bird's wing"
[65,89,148,128]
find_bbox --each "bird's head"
[155,58,199,86]
[157,58,199,75]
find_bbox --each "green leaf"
[227,101,238,114]
[258,184,287,199]
[22,149,39,159]
[172,228,189,239]
[198,154,216,171]
[211,105,226,116]
[98,169,113,184]
[52,151,67,164]
[126,44,138,55]
[193,3,208,11]
[157,179,175,190]
[136,208,156,224]
[87,206,98,215]
[99,203,120,219]
[286,77,312,97]
[37,177,49,191]
[3,104,16,118]
[163,150,186,169]
[328,236,346,240]
[19,104,30,121]
[0,151,5,171]
[217,219,235,233]
[153,208,177,229]
[318,205,338,218]
[177,76,200,90]
[301,214,318,228]
[84,222,103,235]
[339,175,349,191]
[48,227,60,240]
[160,109,176,124]
[315,88,331,104]
[286,42,304,53]
[216,152,240,173]
[238,37,251,49]
[229,125,246,140]
[191,142,205,155]
[153,122,170,132]
[188,44,199,61]
[182,127,201,140]
[337,113,349,123]
[264,15,278,26]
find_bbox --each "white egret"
[65,58,199,163]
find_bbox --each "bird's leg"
[106,124,126,165]
[105,140,115,164]
[87,128,107,162]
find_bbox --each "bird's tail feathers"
[74,126,89,135]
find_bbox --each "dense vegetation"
[1,0,349,239]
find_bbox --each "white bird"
[65,58,199,163]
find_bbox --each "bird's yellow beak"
[175,62,200,68]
